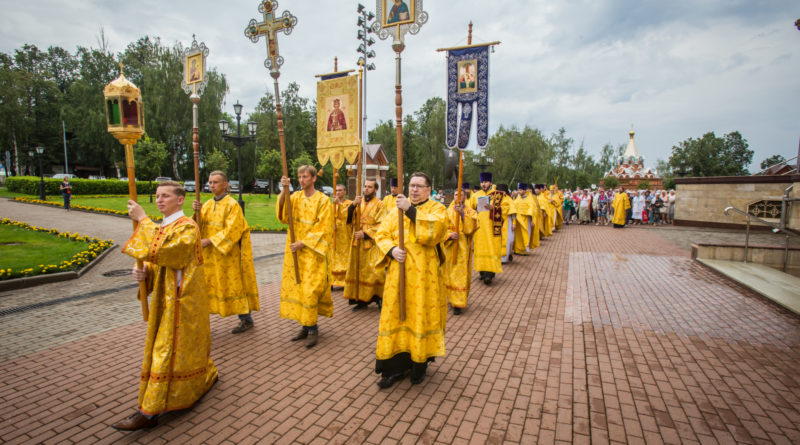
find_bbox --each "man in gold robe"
[512,183,533,255]
[469,172,509,285]
[526,183,541,250]
[496,184,515,263]
[331,183,352,289]
[344,179,385,310]
[611,186,631,228]
[192,171,259,334]
[381,177,399,216]
[443,182,479,315]
[374,172,449,388]
[113,181,218,431]
[277,165,333,348]
[553,186,564,231]
[538,184,556,237]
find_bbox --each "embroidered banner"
[446,46,489,150]
[316,74,359,169]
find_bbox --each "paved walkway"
[1,201,799,444]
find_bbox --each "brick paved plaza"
[1,199,799,444]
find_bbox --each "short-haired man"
[278,165,333,348]
[113,181,218,430]
[443,182,479,315]
[344,179,385,310]
[331,183,352,288]
[192,170,260,334]
[374,172,449,388]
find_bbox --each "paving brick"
[1,211,799,443]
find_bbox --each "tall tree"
[668,131,753,176]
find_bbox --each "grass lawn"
[47,192,286,230]
[0,224,91,271]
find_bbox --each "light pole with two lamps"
[30,146,45,200]
[219,101,257,214]
[475,151,494,174]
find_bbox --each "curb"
[0,244,118,292]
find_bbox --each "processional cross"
[244,0,301,283]
[245,0,297,77]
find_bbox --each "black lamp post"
[357,3,377,147]
[219,100,257,214]
[475,151,494,173]
[32,147,45,200]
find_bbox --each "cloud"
[1,0,798,169]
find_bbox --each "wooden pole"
[274,78,301,284]
[124,143,149,322]
[394,37,406,321]
[191,87,201,224]
[453,149,464,264]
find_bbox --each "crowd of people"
[559,187,676,226]
[111,167,641,431]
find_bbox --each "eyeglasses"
[408,184,430,190]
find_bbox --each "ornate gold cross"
[245,0,297,75]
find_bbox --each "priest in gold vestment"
[331,183,352,288]
[611,187,631,228]
[512,183,533,255]
[443,182,479,315]
[277,166,333,348]
[192,171,259,334]
[526,184,541,249]
[344,179,385,310]
[538,185,556,237]
[374,172,449,388]
[381,177,399,216]
[469,172,509,285]
[113,181,217,431]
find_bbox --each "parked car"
[278,183,294,193]
[88,175,106,180]
[184,180,196,192]
[230,180,240,193]
[118,177,138,182]
[203,181,210,192]
[155,176,172,182]
[321,186,333,196]
[253,179,270,194]
[52,173,76,180]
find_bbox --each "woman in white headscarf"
[631,190,645,224]
[667,190,676,224]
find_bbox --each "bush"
[6,176,162,195]
[601,176,619,189]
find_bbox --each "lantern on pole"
[103,63,149,322]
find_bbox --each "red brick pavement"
[1,225,799,444]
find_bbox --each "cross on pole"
[245,0,297,77]
[245,0,301,284]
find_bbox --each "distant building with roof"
[603,129,662,190]
[346,143,390,198]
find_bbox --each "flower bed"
[0,218,114,281]
[13,196,163,222]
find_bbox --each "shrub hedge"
[6,176,165,195]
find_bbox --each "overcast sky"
[2,0,799,171]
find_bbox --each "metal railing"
[724,185,799,271]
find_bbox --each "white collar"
[161,210,185,226]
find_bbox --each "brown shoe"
[111,412,158,431]
[306,331,318,348]
[291,328,308,341]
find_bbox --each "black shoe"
[483,277,492,285]
[508,254,513,263]
[376,298,383,310]
[232,319,254,334]
[377,373,404,389]
[290,328,308,341]
[306,331,318,348]
[352,302,368,311]
[453,307,462,315]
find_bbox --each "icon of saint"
[387,0,410,24]
[327,99,347,131]
[188,59,200,82]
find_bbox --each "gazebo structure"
[604,129,662,190]
[346,144,390,198]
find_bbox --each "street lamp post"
[34,147,45,200]
[475,151,494,173]
[219,100,257,214]
[357,3,377,159]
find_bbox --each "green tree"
[637,180,651,190]
[205,148,230,174]
[760,154,786,170]
[134,135,168,180]
[257,149,282,196]
[289,152,315,179]
[602,175,619,189]
[668,131,753,176]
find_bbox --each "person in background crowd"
[59,177,72,211]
